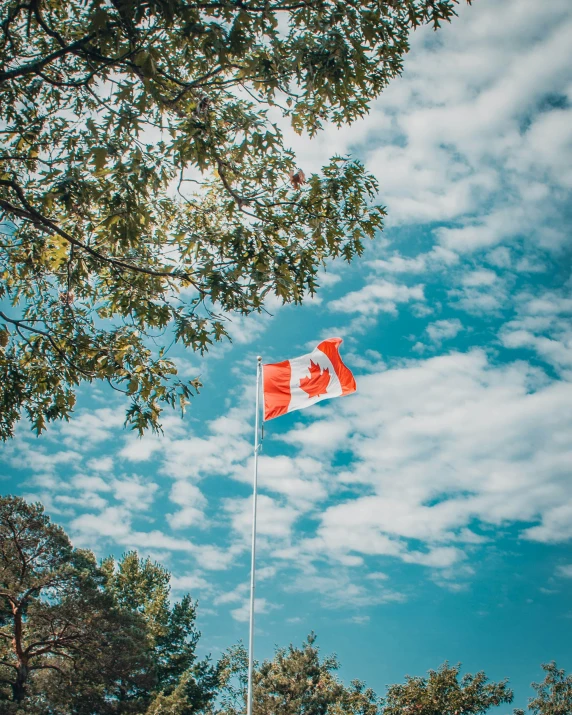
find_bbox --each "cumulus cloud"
[500,287,572,377]
[4,441,81,475]
[284,570,406,610]
[170,572,213,593]
[274,350,572,574]
[368,247,459,275]
[231,597,277,623]
[425,319,464,345]
[70,505,242,570]
[320,0,572,331]
[224,494,300,541]
[3,0,572,621]
[59,408,125,446]
[167,481,208,530]
[112,475,158,511]
[556,564,572,579]
[329,280,425,315]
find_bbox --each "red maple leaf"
[299,360,330,398]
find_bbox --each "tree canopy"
[381,662,514,715]
[3,494,571,715]
[0,0,471,439]
[212,634,379,715]
[0,495,217,713]
[514,663,572,715]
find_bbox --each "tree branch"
[29,662,66,675]
[0,33,97,83]
[0,180,202,286]
[0,311,96,378]
[0,660,18,671]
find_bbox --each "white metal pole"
[246,356,262,715]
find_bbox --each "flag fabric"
[263,337,356,421]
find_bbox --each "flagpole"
[247,356,262,715]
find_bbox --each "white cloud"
[284,570,406,610]
[368,0,572,238]
[71,506,133,541]
[329,280,425,315]
[556,564,572,579]
[425,319,464,344]
[461,270,498,288]
[7,444,81,474]
[160,417,251,480]
[55,492,108,511]
[315,0,572,332]
[500,288,572,376]
[368,247,459,275]
[171,357,201,379]
[256,565,278,581]
[522,503,572,543]
[170,572,213,593]
[112,475,158,511]
[448,275,509,315]
[167,481,207,529]
[316,269,342,288]
[120,434,164,462]
[214,582,248,606]
[231,597,277,623]
[224,494,299,540]
[486,247,512,269]
[70,500,242,570]
[59,408,124,446]
[170,481,206,507]
[273,350,572,575]
[86,456,114,472]
[71,474,112,492]
[349,615,370,625]
[193,543,243,571]
[231,454,329,510]
[343,350,386,373]
[167,507,206,529]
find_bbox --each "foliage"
[513,663,572,715]
[0,495,216,713]
[102,551,219,708]
[0,495,150,711]
[0,0,471,439]
[212,634,379,715]
[5,495,547,715]
[146,672,202,715]
[381,662,514,715]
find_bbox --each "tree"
[514,663,572,715]
[381,662,514,715]
[0,0,472,439]
[0,495,216,713]
[147,672,204,715]
[0,495,151,711]
[102,551,219,710]
[212,634,379,715]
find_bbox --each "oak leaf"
[289,169,306,189]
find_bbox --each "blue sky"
[2,0,572,710]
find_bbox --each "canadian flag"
[263,338,356,421]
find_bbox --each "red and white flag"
[263,337,356,421]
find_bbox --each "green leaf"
[92,147,107,171]
[0,0,468,440]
